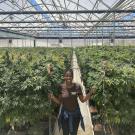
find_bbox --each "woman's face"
[64,71,73,83]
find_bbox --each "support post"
[102,22,104,46]
[92,32,93,47]
[47,38,48,47]
[113,13,116,46]
[71,32,73,48]
[96,28,98,46]
[34,39,36,47]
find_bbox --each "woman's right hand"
[48,93,54,100]
[48,93,61,105]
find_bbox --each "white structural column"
[72,51,94,135]
[53,51,94,135]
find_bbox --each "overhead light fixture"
[11,0,15,4]
[9,15,14,20]
[63,22,68,29]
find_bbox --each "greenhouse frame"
[0,0,135,47]
[0,1,135,135]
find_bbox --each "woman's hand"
[48,93,54,100]
[47,64,53,75]
[48,93,61,105]
[79,86,96,103]
[89,85,96,96]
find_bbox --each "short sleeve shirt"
[57,83,83,112]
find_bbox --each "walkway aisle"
[72,51,94,135]
[53,51,94,135]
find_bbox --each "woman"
[48,69,94,135]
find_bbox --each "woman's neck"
[64,81,73,87]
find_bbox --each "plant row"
[0,48,72,129]
[76,46,135,134]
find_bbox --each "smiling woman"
[48,69,94,135]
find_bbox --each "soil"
[1,117,56,135]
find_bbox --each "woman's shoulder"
[57,83,66,89]
[73,83,81,89]
[73,83,82,94]
[55,83,63,95]
[56,83,63,88]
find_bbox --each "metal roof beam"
[0,20,134,23]
[1,25,135,28]
[0,35,134,39]
[35,36,135,39]
[7,29,135,31]
[0,9,135,15]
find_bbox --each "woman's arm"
[48,93,61,105]
[78,86,96,103]
[78,93,91,103]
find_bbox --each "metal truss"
[1,9,135,14]
[1,19,135,23]
[36,36,135,39]
[0,0,135,39]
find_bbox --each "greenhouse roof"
[0,0,135,39]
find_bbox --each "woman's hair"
[64,68,73,77]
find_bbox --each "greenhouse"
[0,0,135,135]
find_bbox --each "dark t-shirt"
[57,83,83,112]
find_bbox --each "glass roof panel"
[0,0,135,38]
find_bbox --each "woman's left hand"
[90,86,96,96]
